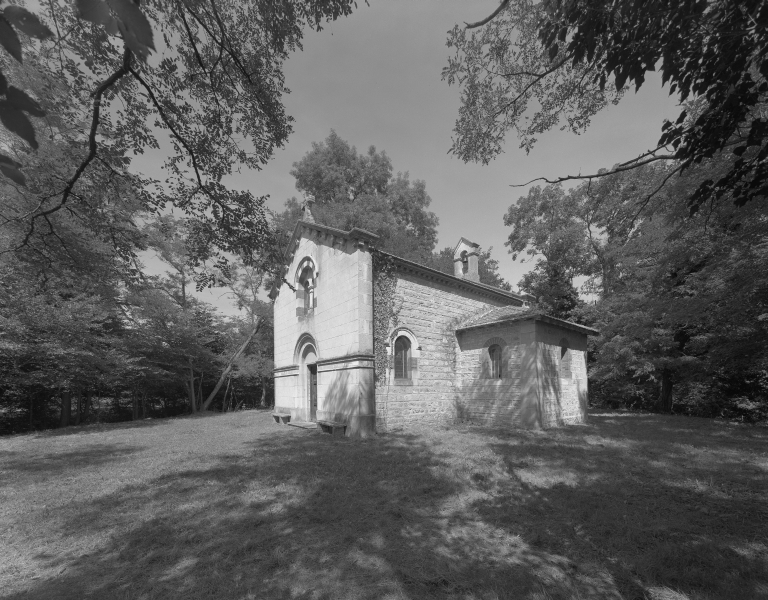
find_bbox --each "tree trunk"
[259,376,267,408]
[141,393,147,419]
[29,395,33,430]
[222,377,232,412]
[187,363,197,413]
[658,369,674,413]
[82,391,91,424]
[132,389,139,421]
[72,391,81,426]
[59,390,71,428]
[201,319,261,412]
[233,385,244,411]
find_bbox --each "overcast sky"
[140,0,680,315]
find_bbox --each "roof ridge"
[378,250,526,304]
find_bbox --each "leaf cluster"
[446,0,768,212]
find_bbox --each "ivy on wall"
[372,250,399,386]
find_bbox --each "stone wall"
[454,321,542,428]
[453,320,588,428]
[375,272,509,432]
[273,227,375,435]
[535,322,588,427]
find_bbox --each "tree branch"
[513,154,677,188]
[466,0,509,29]
[17,46,132,249]
[127,66,207,191]
[128,65,240,221]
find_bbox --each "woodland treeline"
[506,165,768,421]
[1,1,766,431]
[0,0,361,434]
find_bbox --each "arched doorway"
[301,343,318,422]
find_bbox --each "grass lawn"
[1,410,767,600]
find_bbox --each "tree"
[0,0,360,271]
[199,261,273,412]
[277,131,519,290]
[502,183,593,317]
[444,0,768,212]
[276,130,440,264]
[513,158,768,417]
[518,262,580,320]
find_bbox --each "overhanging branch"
[513,154,677,188]
[466,0,509,29]
[16,46,133,249]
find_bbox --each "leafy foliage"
[371,250,398,386]
[510,157,768,417]
[445,0,768,212]
[275,130,440,264]
[0,0,360,271]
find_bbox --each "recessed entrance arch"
[296,334,318,422]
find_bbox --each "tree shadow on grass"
[468,413,768,600]
[5,412,767,600]
[4,426,622,600]
[36,417,169,437]
[0,443,145,475]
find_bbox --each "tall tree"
[276,130,440,264]
[502,183,592,317]
[511,158,768,416]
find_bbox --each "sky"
[141,0,681,316]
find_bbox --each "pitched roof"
[268,220,528,306]
[379,251,527,305]
[452,237,480,256]
[456,307,600,336]
[458,305,530,328]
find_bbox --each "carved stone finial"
[301,193,316,223]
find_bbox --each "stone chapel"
[270,204,597,437]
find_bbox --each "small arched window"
[394,336,411,379]
[489,344,502,379]
[298,265,315,313]
[460,250,469,274]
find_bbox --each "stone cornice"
[316,353,375,366]
[273,353,375,376]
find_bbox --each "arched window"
[460,250,469,274]
[489,344,502,379]
[298,264,315,313]
[394,336,411,379]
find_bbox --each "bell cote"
[453,237,480,282]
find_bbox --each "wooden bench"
[317,420,347,436]
[272,412,291,424]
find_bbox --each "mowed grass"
[1,411,767,600]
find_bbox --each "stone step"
[287,421,318,430]
[317,420,347,436]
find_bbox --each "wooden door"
[308,365,318,421]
